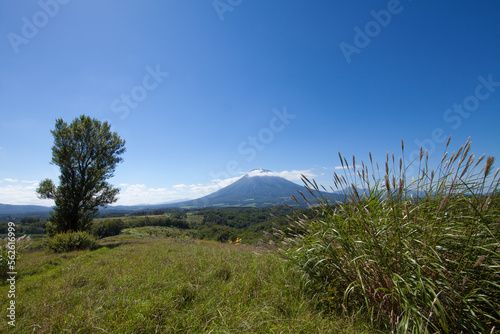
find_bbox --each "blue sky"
[1,0,499,206]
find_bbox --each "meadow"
[0,234,374,333]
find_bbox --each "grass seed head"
[441,152,449,164]
[474,255,486,268]
[475,154,485,168]
[385,175,391,195]
[484,156,495,178]
[398,177,404,196]
[438,194,450,212]
[454,145,464,163]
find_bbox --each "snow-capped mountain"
[169,170,344,208]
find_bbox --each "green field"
[0,233,374,333]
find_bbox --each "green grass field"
[0,234,374,333]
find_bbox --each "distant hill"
[0,203,53,220]
[0,203,53,215]
[168,169,346,208]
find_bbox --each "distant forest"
[0,206,320,245]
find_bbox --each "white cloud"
[114,177,245,206]
[247,169,316,181]
[209,176,242,188]
[185,176,243,199]
[116,184,180,205]
[334,165,361,170]
[2,178,19,183]
[0,179,53,206]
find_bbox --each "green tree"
[36,115,126,233]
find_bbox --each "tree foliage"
[36,115,125,233]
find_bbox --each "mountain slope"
[171,171,345,208]
[0,171,351,213]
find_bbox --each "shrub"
[278,138,499,333]
[91,219,124,238]
[45,221,58,237]
[46,231,98,253]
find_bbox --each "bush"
[45,221,58,237]
[91,219,124,239]
[46,231,98,253]
[278,138,499,333]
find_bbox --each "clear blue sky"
[1,0,499,206]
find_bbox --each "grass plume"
[279,138,499,333]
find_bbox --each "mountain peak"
[247,168,273,176]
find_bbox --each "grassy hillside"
[0,234,374,333]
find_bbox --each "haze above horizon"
[1,1,499,206]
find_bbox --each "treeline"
[0,216,47,234]
[93,206,308,244]
[199,208,273,228]
[192,207,292,243]
[1,206,319,245]
[92,215,189,238]
[0,212,51,223]
[128,209,187,217]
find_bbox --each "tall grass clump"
[278,138,499,333]
[46,231,98,253]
